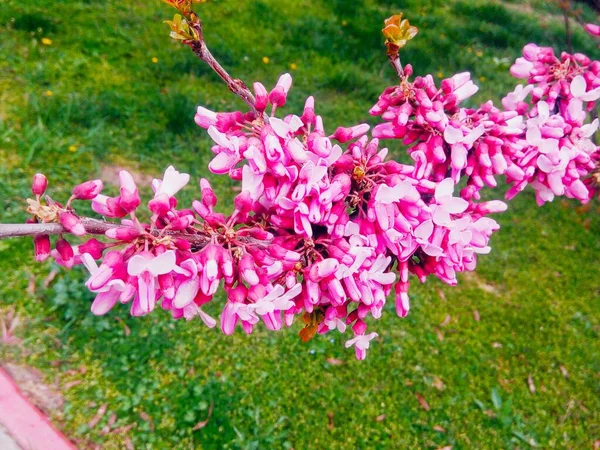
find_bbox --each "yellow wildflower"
[152,57,159,63]
[289,63,297,70]
[262,56,270,64]
[68,145,78,152]
[41,38,52,45]
[43,90,53,97]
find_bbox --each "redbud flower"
[33,234,51,262]
[31,173,48,196]
[72,180,103,200]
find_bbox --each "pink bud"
[194,106,217,129]
[307,258,339,282]
[331,124,370,143]
[253,82,269,111]
[105,226,141,241]
[77,238,106,259]
[34,234,51,262]
[476,200,507,215]
[118,170,140,213]
[239,254,259,286]
[72,180,103,200]
[269,73,292,107]
[169,215,194,230]
[234,191,253,214]
[200,178,217,208]
[32,173,48,196]
[91,195,127,218]
[56,238,75,269]
[59,211,86,236]
[148,194,171,216]
[301,96,315,125]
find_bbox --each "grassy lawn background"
[0,0,599,448]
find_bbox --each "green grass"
[1,0,599,448]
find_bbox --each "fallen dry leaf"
[327,411,335,430]
[115,317,131,337]
[124,436,134,450]
[434,327,444,342]
[192,402,214,431]
[43,269,59,288]
[27,274,36,295]
[438,290,447,302]
[560,365,569,379]
[376,414,386,422]
[139,411,154,431]
[492,342,503,348]
[432,376,445,391]
[88,403,108,429]
[436,446,452,450]
[326,358,345,366]
[433,425,446,433]
[473,309,480,322]
[415,393,430,411]
[440,315,451,327]
[527,374,536,394]
[594,439,600,450]
[64,380,82,390]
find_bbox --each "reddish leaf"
[88,403,108,429]
[473,309,480,322]
[27,274,36,295]
[139,411,154,431]
[432,376,444,391]
[124,436,134,450]
[64,380,82,389]
[115,317,131,337]
[433,425,446,433]
[376,414,386,422]
[440,315,451,327]
[415,393,430,411]
[43,269,59,288]
[327,411,335,430]
[326,358,345,366]
[434,327,444,342]
[192,402,214,431]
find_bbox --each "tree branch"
[0,219,273,250]
[188,21,258,114]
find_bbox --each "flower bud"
[118,170,140,213]
[253,82,269,111]
[77,238,106,260]
[34,234,51,262]
[269,73,292,107]
[59,211,86,236]
[72,180,103,200]
[105,226,141,241]
[56,238,75,269]
[31,173,48,196]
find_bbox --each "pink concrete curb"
[0,367,77,450]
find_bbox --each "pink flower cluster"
[504,44,600,204]
[26,36,599,360]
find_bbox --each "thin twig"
[187,21,257,114]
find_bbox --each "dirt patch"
[100,164,155,187]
